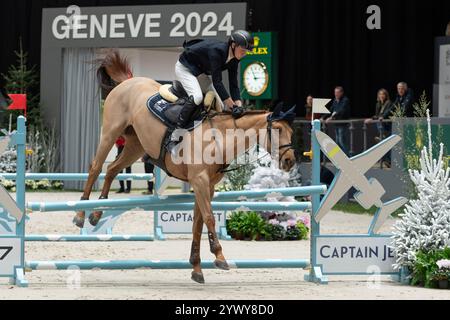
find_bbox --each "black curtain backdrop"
[0,0,449,118]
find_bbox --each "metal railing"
[292,118,393,168]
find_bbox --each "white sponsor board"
[439,44,450,117]
[0,238,21,276]
[316,236,396,274]
[157,210,226,233]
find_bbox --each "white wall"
[118,47,182,81]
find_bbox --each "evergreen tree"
[1,38,41,129]
[392,110,450,269]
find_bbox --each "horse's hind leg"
[89,130,145,226]
[73,124,127,228]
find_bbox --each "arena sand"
[0,191,449,300]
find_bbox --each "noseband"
[266,118,294,166]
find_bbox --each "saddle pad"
[146,93,206,131]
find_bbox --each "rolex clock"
[243,61,269,96]
[241,32,278,101]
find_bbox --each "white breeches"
[174,61,224,110]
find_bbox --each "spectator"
[304,95,313,119]
[142,154,155,195]
[446,21,450,36]
[364,88,394,140]
[392,82,414,117]
[323,86,351,155]
[364,88,394,167]
[115,136,132,193]
[304,95,321,120]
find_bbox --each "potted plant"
[240,212,266,241]
[262,220,285,241]
[412,248,450,288]
[226,212,245,240]
[432,259,450,289]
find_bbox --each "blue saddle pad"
[146,93,206,130]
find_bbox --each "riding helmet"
[229,30,255,51]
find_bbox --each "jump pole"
[1,173,155,242]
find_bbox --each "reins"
[205,110,294,174]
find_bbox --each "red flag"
[8,94,27,116]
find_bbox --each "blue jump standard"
[25,235,154,241]
[25,259,310,270]
[0,173,153,181]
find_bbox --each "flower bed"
[226,211,309,241]
[1,179,63,192]
[411,248,450,289]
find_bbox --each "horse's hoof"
[88,212,102,226]
[191,271,205,284]
[72,215,85,228]
[214,259,230,271]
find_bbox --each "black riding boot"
[176,96,197,128]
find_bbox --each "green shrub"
[411,247,450,288]
[226,212,245,237]
[296,221,309,240]
[239,211,266,240]
[262,223,285,241]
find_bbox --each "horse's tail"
[96,50,133,96]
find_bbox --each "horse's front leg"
[190,171,229,271]
[190,201,204,283]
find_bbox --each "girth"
[144,127,175,177]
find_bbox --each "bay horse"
[73,50,296,283]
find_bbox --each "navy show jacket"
[179,39,241,102]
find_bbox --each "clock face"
[243,62,269,96]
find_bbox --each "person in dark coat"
[392,82,414,117]
[142,154,155,195]
[364,88,394,167]
[174,30,254,127]
[323,86,351,155]
[365,88,394,138]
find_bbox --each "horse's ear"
[286,105,296,115]
[272,101,283,116]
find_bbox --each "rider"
[174,30,254,127]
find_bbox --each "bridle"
[266,117,295,167]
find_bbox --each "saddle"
[145,81,222,177]
[147,81,222,130]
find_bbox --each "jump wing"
[0,136,11,154]
[315,171,353,222]
[0,185,23,222]
[350,135,401,173]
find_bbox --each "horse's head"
[265,102,296,171]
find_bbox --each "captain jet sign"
[51,4,243,41]
[158,210,226,233]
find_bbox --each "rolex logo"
[253,36,260,47]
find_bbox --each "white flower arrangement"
[437,259,450,270]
